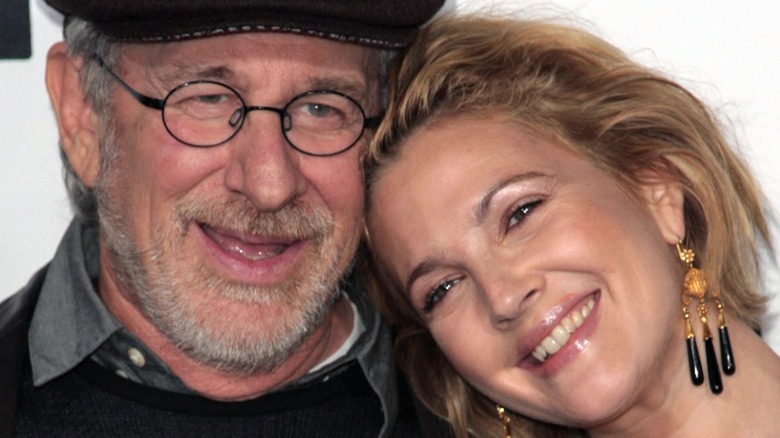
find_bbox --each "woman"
[364,15,780,437]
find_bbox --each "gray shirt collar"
[28,220,121,384]
[28,220,398,436]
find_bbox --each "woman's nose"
[480,271,545,328]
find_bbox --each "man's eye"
[195,93,229,104]
[302,103,336,118]
[423,277,461,314]
[170,92,238,119]
[290,101,351,131]
[507,200,542,229]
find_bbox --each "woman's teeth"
[532,297,595,363]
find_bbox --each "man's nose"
[222,112,307,212]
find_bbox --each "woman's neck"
[590,317,780,438]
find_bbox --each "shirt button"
[128,347,146,368]
[116,369,129,379]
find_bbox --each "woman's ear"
[46,42,100,188]
[638,169,686,244]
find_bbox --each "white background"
[3,0,779,336]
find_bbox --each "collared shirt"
[28,220,399,436]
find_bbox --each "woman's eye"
[423,277,461,314]
[507,199,542,229]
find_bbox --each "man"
[0,1,444,436]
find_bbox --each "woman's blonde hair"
[364,14,770,438]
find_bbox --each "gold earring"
[496,405,512,438]
[677,243,734,394]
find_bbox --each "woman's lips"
[531,296,595,363]
[516,291,599,369]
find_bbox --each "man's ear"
[46,42,100,188]
[638,168,686,244]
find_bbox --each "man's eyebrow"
[473,172,546,225]
[305,76,368,101]
[157,66,369,103]
[159,64,237,84]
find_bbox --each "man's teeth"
[227,242,285,260]
[203,225,287,260]
[532,298,595,363]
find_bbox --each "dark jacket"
[0,266,48,438]
[0,266,453,438]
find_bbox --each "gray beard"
[94,136,350,375]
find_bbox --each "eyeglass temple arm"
[95,56,165,110]
[364,115,382,129]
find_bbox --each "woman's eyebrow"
[405,257,445,295]
[473,171,546,225]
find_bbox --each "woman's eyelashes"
[506,199,543,230]
[423,276,463,314]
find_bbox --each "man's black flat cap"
[44,0,446,48]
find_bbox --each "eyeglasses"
[95,57,379,157]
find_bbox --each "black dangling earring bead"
[696,297,724,394]
[703,335,723,394]
[716,299,736,375]
[683,302,703,385]
[719,325,735,375]
[686,336,704,385]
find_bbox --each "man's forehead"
[121,33,381,101]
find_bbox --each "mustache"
[171,195,334,240]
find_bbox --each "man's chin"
[169,294,338,375]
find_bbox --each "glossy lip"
[196,221,312,284]
[516,290,600,375]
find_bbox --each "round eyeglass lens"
[162,81,245,147]
[283,91,367,156]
